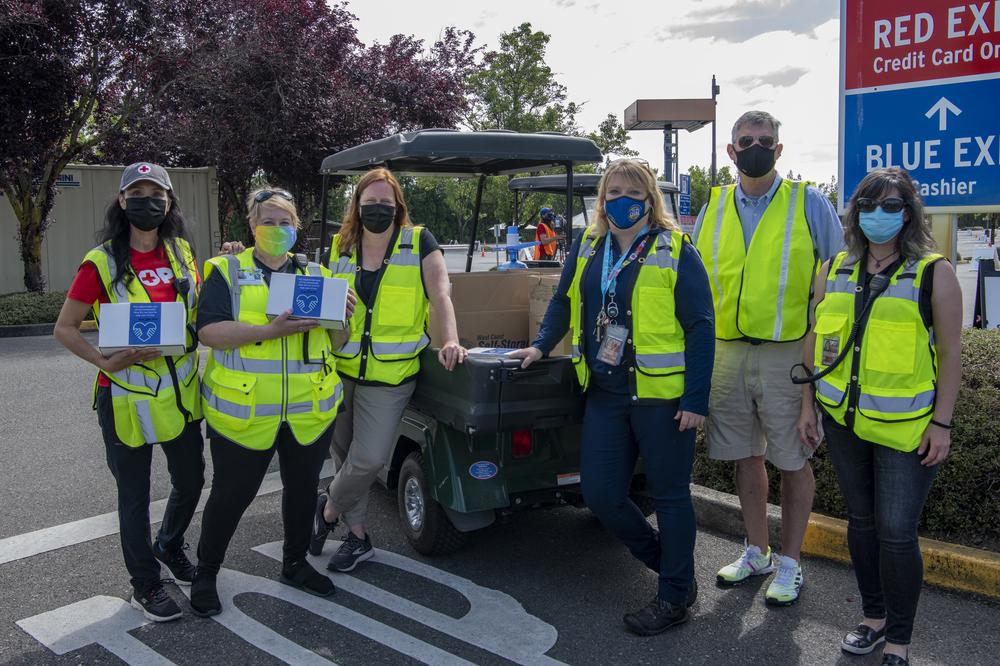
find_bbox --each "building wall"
[0,165,219,294]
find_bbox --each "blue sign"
[128,303,161,345]
[292,276,324,318]
[842,76,1000,212]
[679,194,692,216]
[468,461,498,480]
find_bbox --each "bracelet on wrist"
[930,419,953,430]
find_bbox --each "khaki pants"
[327,379,416,527]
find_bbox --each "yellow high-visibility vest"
[569,226,686,401]
[697,179,816,341]
[84,238,201,447]
[812,251,942,451]
[329,227,430,385]
[200,248,342,450]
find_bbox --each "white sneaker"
[765,554,804,606]
[716,539,776,586]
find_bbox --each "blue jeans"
[581,388,697,604]
[824,416,938,646]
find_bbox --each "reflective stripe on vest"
[200,248,342,450]
[812,251,941,451]
[696,180,814,342]
[84,239,201,447]
[329,226,430,384]
[568,226,686,400]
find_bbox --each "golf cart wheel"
[397,452,468,555]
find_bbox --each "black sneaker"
[189,568,222,617]
[153,541,196,586]
[309,492,338,557]
[327,532,374,572]
[623,596,690,636]
[280,560,335,597]
[131,581,182,622]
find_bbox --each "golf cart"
[317,129,655,555]
[508,174,681,242]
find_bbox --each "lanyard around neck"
[600,227,649,297]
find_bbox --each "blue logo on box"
[293,276,324,317]
[469,461,498,480]
[128,303,161,345]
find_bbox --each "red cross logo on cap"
[138,164,151,174]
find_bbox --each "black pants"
[824,416,938,646]
[97,387,205,593]
[196,424,331,574]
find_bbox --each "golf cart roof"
[507,174,680,195]
[319,129,603,176]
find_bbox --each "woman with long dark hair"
[797,167,961,665]
[54,163,205,622]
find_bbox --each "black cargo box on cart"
[410,349,582,433]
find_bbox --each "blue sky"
[348,0,842,185]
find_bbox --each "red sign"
[844,0,1000,91]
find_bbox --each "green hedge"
[0,291,90,326]
[694,328,1000,552]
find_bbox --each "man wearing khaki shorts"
[694,111,843,606]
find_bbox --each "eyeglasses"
[735,135,776,150]
[856,197,906,214]
[601,157,652,174]
[253,189,294,204]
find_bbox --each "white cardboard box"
[98,301,188,355]
[266,273,349,330]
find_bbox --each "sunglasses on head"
[253,189,294,204]
[856,197,906,214]
[735,135,776,150]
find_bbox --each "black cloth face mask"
[125,196,167,231]
[735,144,776,179]
[360,203,395,233]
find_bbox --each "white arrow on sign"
[925,97,961,131]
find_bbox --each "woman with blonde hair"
[190,187,354,616]
[511,159,715,634]
[796,167,961,665]
[310,167,465,571]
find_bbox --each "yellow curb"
[80,320,97,331]
[802,512,1000,599]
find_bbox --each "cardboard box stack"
[429,269,563,351]
[528,275,572,357]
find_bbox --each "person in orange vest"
[535,208,559,260]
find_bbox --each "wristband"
[930,419,953,430]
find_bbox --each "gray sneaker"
[309,492,337,557]
[327,532,374,572]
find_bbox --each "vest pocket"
[377,285,417,327]
[205,367,256,431]
[311,371,340,415]
[864,320,916,374]
[813,312,848,368]
[635,287,675,334]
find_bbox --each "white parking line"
[0,460,334,566]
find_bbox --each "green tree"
[588,114,638,160]
[464,22,581,133]
[817,175,838,209]
[687,164,735,217]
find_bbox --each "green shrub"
[693,328,1000,551]
[0,291,91,326]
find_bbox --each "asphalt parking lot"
[1,332,998,665]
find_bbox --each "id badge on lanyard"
[594,231,648,365]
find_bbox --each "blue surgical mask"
[604,196,647,229]
[858,208,904,244]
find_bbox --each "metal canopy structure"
[319,129,603,177]
[317,130,603,271]
[623,83,720,187]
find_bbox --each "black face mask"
[124,196,167,231]
[735,144,776,179]
[360,203,395,234]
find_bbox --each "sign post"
[839,0,1000,214]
